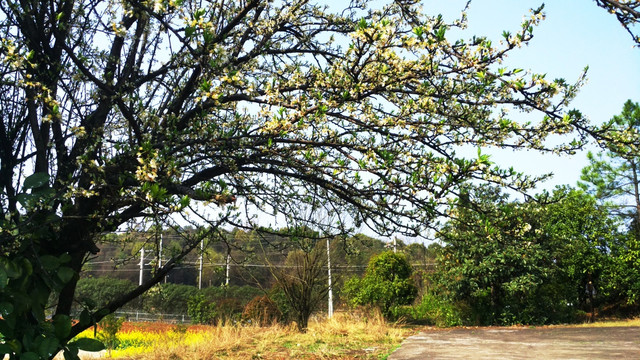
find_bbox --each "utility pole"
[198,239,204,289]
[139,246,145,286]
[225,247,231,286]
[158,233,162,269]
[327,237,333,318]
[393,237,397,253]
[159,233,167,283]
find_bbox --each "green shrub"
[199,285,263,306]
[75,277,139,311]
[187,294,217,325]
[185,285,264,324]
[407,293,464,327]
[142,283,198,314]
[97,314,125,352]
[216,297,243,323]
[268,286,293,323]
[343,251,418,320]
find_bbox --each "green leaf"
[193,8,205,20]
[59,253,71,264]
[0,267,7,289]
[21,258,33,276]
[20,352,40,360]
[38,337,60,359]
[53,314,72,339]
[185,26,195,37]
[0,301,14,317]
[32,186,55,199]
[16,193,31,207]
[40,255,60,270]
[179,195,191,209]
[199,80,211,92]
[69,338,105,352]
[78,309,92,327]
[63,346,80,360]
[357,18,368,30]
[23,173,50,190]
[0,343,13,355]
[436,26,446,41]
[57,267,75,284]
[0,319,15,338]
[31,302,45,323]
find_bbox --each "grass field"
[77,311,416,359]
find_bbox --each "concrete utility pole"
[158,233,163,269]
[327,237,334,318]
[225,248,231,286]
[159,233,168,283]
[139,246,145,286]
[198,239,204,289]
[158,234,164,283]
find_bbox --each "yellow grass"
[77,311,415,360]
[570,317,640,328]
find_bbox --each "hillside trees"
[580,100,640,230]
[580,100,640,306]
[0,0,597,356]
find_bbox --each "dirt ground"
[388,325,640,359]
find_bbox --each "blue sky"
[426,0,640,190]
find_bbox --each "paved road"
[389,326,640,359]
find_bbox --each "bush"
[226,285,264,305]
[268,286,293,323]
[343,251,417,320]
[186,286,261,324]
[75,277,139,311]
[187,294,217,325]
[199,285,263,306]
[142,283,199,314]
[216,298,243,323]
[242,295,282,326]
[403,292,464,327]
[97,314,125,353]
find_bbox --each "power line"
[84,262,436,271]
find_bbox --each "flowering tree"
[0,0,594,358]
[594,0,640,46]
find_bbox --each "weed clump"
[242,295,282,326]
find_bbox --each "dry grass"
[570,317,640,328]
[85,314,640,359]
[105,311,415,360]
